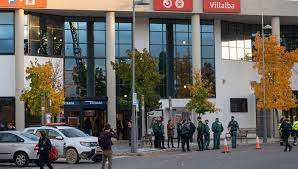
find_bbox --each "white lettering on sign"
[26,0,35,5]
[8,0,16,4]
[163,0,172,8]
[175,0,184,9]
[209,1,235,9]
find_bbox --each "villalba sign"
[154,0,193,12]
[203,0,240,13]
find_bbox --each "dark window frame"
[230,98,248,113]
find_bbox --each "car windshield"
[59,128,88,138]
[21,133,39,141]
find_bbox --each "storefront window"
[0,97,15,126]
[281,25,298,51]
[64,19,106,98]
[115,18,132,101]
[221,21,260,61]
[28,14,64,57]
[0,12,14,55]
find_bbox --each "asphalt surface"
[1,144,297,169]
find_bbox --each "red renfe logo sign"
[203,0,240,13]
[0,0,47,8]
[154,0,193,12]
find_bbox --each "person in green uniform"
[212,118,223,149]
[228,116,239,148]
[204,119,210,150]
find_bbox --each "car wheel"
[14,152,29,167]
[92,155,102,163]
[65,148,79,164]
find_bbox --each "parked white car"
[0,131,39,167]
[23,126,102,164]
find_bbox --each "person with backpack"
[38,131,53,169]
[212,118,224,150]
[99,123,117,169]
[181,119,191,152]
[196,117,205,151]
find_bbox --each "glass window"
[94,31,105,44]
[0,97,15,126]
[202,46,215,59]
[48,130,62,139]
[150,32,163,45]
[94,44,105,57]
[0,133,18,142]
[201,33,214,46]
[28,14,64,57]
[0,12,14,54]
[119,31,132,44]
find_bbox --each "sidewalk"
[112,137,281,156]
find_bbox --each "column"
[106,12,116,129]
[271,17,280,137]
[191,14,201,76]
[15,9,25,130]
[271,17,280,46]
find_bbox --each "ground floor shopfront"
[0,9,298,138]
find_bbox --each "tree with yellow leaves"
[186,72,220,117]
[21,61,64,120]
[251,33,298,111]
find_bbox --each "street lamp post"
[261,13,272,143]
[131,0,150,153]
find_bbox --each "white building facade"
[0,0,297,138]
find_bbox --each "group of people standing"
[152,116,239,152]
[279,116,298,152]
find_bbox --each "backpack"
[98,133,109,148]
[49,146,58,162]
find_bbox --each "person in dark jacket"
[6,122,16,131]
[100,123,117,169]
[189,119,196,143]
[84,117,93,135]
[204,119,210,150]
[196,117,205,151]
[181,119,191,152]
[158,117,166,149]
[38,131,53,169]
[280,118,293,152]
[152,118,160,148]
[176,120,183,148]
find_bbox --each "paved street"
[1,144,297,169]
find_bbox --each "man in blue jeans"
[228,116,239,149]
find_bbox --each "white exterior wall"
[0,56,15,96]
[292,63,298,91]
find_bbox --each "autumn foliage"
[21,61,64,116]
[186,72,220,117]
[251,34,298,111]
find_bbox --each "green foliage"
[111,49,162,112]
[20,61,64,116]
[186,72,220,116]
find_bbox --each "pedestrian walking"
[189,119,196,143]
[167,120,175,148]
[292,117,298,146]
[204,119,210,150]
[196,117,205,151]
[212,118,223,150]
[181,119,191,152]
[228,116,239,148]
[176,120,183,148]
[38,131,53,169]
[159,117,166,149]
[99,123,117,169]
[280,118,293,152]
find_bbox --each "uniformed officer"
[152,118,160,148]
[204,119,211,150]
[212,118,224,149]
[228,116,239,148]
[280,117,293,152]
[292,117,298,146]
[279,118,284,146]
[196,117,205,151]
